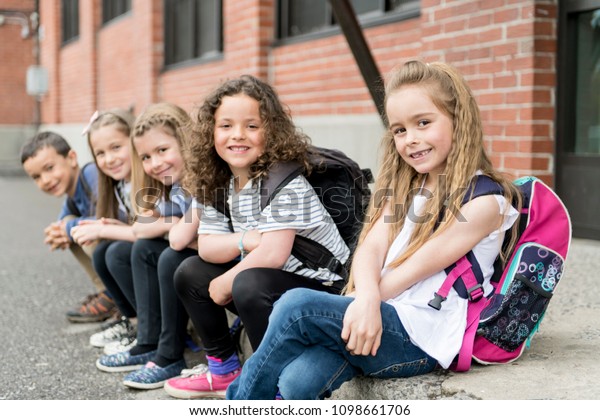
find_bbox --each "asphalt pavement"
[1,174,599,402]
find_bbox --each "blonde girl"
[71,109,138,349]
[226,61,521,400]
[163,75,349,399]
[95,103,200,391]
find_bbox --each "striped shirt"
[156,183,192,218]
[199,175,350,283]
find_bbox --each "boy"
[21,131,116,323]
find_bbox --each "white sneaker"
[104,337,137,355]
[89,317,135,348]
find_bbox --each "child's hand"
[341,295,383,357]
[70,223,102,246]
[44,222,70,250]
[208,275,234,306]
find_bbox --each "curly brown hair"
[183,74,312,205]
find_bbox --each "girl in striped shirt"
[164,75,349,399]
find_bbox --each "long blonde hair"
[85,109,135,220]
[130,103,191,216]
[346,60,521,293]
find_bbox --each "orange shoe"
[66,291,116,323]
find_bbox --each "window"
[61,0,79,44]
[164,0,223,66]
[102,0,131,24]
[278,0,419,39]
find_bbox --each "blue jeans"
[226,288,438,400]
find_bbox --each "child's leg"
[226,288,437,400]
[93,240,136,318]
[173,256,238,360]
[231,267,342,350]
[105,240,136,315]
[130,238,170,351]
[155,246,198,364]
[69,241,105,292]
[277,346,358,400]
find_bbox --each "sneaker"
[104,337,137,355]
[123,360,187,390]
[96,350,157,373]
[66,291,116,323]
[90,316,136,348]
[163,364,241,399]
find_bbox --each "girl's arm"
[341,201,393,357]
[132,211,181,239]
[378,195,503,301]
[71,218,136,244]
[169,206,201,251]
[197,229,262,263]
[207,229,296,305]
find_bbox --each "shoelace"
[179,364,209,378]
[179,364,215,389]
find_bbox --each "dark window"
[278,0,419,39]
[102,0,131,24]
[61,0,79,44]
[164,0,223,66]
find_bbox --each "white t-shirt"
[382,190,519,368]
[198,175,350,284]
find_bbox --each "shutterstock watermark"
[131,176,469,226]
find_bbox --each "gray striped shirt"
[199,175,349,283]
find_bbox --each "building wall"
[0,0,38,172]
[37,0,557,184]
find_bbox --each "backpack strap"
[260,161,304,210]
[260,158,348,279]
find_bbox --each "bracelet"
[238,231,248,259]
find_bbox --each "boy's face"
[23,146,79,197]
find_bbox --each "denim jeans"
[226,288,438,400]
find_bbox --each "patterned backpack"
[428,176,572,371]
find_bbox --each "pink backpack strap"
[452,296,488,371]
[428,255,484,310]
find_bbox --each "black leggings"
[173,256,344,360]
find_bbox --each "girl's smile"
[134,127,185,186]
[214,94,265,189]
[387,85,454,185]
[90,125,132,182]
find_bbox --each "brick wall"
[0,0,36,124]
[37,0,557,183]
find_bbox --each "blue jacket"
[57,162,98,241]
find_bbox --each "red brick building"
[2,0,599,239]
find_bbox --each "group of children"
[20,60,521,400]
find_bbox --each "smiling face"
[213,94,265,188]
[133,127,184,186]
[90,125,132,182]
[387,85,454,183]
[22,146,79,197]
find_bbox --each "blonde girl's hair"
[183,74,312,206]
[85,108,135,220]
[130,103,192,216]
[346,60,521,293]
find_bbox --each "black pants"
[128,238,198,360]
[173,256,344,361]
[93,240,136,318]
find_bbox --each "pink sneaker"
[163,364,240,399]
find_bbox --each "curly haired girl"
[164,75,350,398]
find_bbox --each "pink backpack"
[429,176,572,371]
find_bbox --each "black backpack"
[219,146,373,280]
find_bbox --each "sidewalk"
[330,238,600,400]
